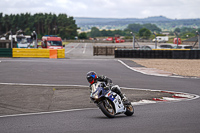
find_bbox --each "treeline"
[82,23,161,39]
[173,27,200,39]
[81,23,200,40]
[0,13,78,39]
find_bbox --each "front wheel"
[99,99,115,118]
[124,104,134,116]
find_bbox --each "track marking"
[0,82,88,87]
[0,83,199,117]
[0,108,97,118]
[65,43,80,53]
[83,43,87,54]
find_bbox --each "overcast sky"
[1,0,200,19]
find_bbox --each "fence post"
[106,46,107,56]
[197,31,200,49]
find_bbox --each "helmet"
[86,71,97,84]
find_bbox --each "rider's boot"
[120,94,131,105]
[111,85,131,105]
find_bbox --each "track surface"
[0,43,200,133]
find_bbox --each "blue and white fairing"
[105,90,126,114]
[90,81,126,114]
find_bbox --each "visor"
[87,77,93,82]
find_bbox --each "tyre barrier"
[115,49,200,59]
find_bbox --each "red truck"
[106,37,125,43]
[173,38,182,45]
[40,35,63,49]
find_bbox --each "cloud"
[0,0,200,19]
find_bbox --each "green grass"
[62,42,69,46]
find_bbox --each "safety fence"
[115,49,200,59]
[0,40,17,48]
[93,46,132,56]
[0,48,65,58]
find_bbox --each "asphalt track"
[0,43,200,133]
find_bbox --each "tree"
[126,24,143,33]
[139,28,151,39]
[0,13,78,39]
[174,28,181,33]
[78,32,87,39]
[0,13,3,34]
[181,32,196,39]
[3,14,10,32]
[89,27,101,37]
[143,23,161,33]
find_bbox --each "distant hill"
[74,16,172,25]
[74,16,200,31]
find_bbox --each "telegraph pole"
[174,32,179,48]
[197,31,200,49]
[130,32,135,49]
[153,32,157,49]
[33,31,37,48]
[10,31,13,48]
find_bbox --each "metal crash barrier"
[57,49,65,58]
[12,48,65,58]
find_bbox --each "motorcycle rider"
[86,71,130,105]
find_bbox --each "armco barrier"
[0,48,12,57]
[12,48,65,58]
[13,48,50,58]
[49,49,57,59]
[57,49,65,58]
[115,49,200,59]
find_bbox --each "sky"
[1,0,200,19]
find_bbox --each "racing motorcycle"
[90,81,134,118]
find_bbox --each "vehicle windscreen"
[18,38,28,44]
[47,41,62,46]
[184,46,192,49]
[17,37,25,43]
[27,38,33,43]
[176,46,181,49]
[160,45,173,48]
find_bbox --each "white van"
[9,35,32,48]
[152,36,169,43]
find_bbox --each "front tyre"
[99,99,115,118]
[124,104,134,116]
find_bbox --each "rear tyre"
[99,99,115,118]
[124,104,134,116]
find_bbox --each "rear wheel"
[124,104,134,116]
[99,99,115,118]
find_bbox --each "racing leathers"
[89,75,126,102]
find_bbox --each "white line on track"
[65,43,80,53]
[0,108,97,118]
[83,43,87,54]
[0,82,88,87]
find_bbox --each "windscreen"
[91,82,104,93]
[184,46,192,49]
[17,37,25,43]
[47,41,62,46]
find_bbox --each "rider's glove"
[104,86,110,90]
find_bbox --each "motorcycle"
[90,81,134,118]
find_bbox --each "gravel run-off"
[132,59,200,78]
